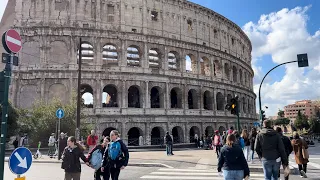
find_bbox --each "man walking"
[58,132,68,160]
[255,120,288,180]
[165,132,174,156]
[276,127,293,180]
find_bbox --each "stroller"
[33,141,42,159]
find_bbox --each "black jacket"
[249,133,257,151]
[218,145,250,178]
[280,134,293,157]
[165,134,172,145]
[61,146,87,173]
[102,139,129,169]
[255,128,288,165]
[59,138,67,150]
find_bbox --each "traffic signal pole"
[0,54,12,180]
[75,38,82,141]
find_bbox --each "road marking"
[308,162,320,169]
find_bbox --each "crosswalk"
[140,168,266,180]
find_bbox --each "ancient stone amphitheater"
[1,0,256,146]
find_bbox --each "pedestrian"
[87,130,99,152]
[255,120,288,180]
[87,136,111,180]
[194,133,199,148]
[13,136,19,149]
[276,127,293,180]
[233,130,244,149]
[218,134,250,180]
[165,132,174,155]
[103,130,129,180]
[291,131,309,178]
[61,136,89,180]
[228,126,234,135]
[221,131,227,145]
[241,129,250,161]
[248,127,257,163]
[48,133,56,158]
[58,132,68,160]
[213,130,222,158]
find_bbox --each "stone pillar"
[143,43,148,68]
[145,81,149,108]
[163,47,168,71]
[96,81,102,108]
[184,84,188,112]
[165,83,169,109]
[120,40,127,67]
[213,87,216,115]
[185,123,189,143]
[146,122,151,145]
[224,89,227,115]
[96,38,102,67]
[121,122,127,145]
[40,78,45,101]
[199,86,203,111]
[122,80,127,108]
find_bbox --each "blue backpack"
[90,149,103,170]
[239,137,245,149]
[108,141,122,161]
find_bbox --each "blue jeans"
[262,160,281,180]
[223,170,244,180]
[166,144,172,155]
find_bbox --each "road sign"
[8,147,32,175]
[2,29,22,54]
[56,108,65,119]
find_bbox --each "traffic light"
[297,53,309,68]
[225,97,239,115]
[261,110,266,121]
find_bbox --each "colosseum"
[1,0,256,146]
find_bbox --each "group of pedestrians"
[217,120,310,180]
[47,132,68,159]
[61,130,129,180]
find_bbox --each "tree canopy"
[294,110,309,130]
[278,109,285,118]
[274,118,290,126]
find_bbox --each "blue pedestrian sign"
[9,147,33,175]
[56,108,65,119]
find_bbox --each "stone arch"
[81,84,94,108]
[189,126,200,143]
[216,92,224,111]
[21,41,40,66]
[168,51,180,70]
[227,94,233,104]
[50,41,69,64]
[200,56,210,76]
[172,126,184,144]
[127,127,144,146]
[127,45,141,67]
[128,85,142,108]
[185,54,197,74]
[19,85,39,109]
[233,65,237,82]
[205,126,214,137]
[213,60,222,77]
[78,42,94,60]
[149,48,161,69]
[242,97,247,113]
[102,84,118,107]
[218,126,226,135]
[150,86,164,108]
[203,90,213,110]
[102,127,117,137]
[102,44,118,63]
[151,127,165,145]
[170,87,182,108]
[188,89,198,109]
[239,69,243,85]
[224,63,230,80]
[48,83,68,104]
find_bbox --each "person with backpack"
[87,136,110,180]
[87,130,98,152]
[213,130,222,158]
[165,132,174,155]
[61,136,89,180]
[221,131,227,145]
[101,130,129,180]
[233,130,245,149]
[276,127,293,180]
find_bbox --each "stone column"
[121,80,127,108]
[183,84,187,112]
[120,40,127,67]
[143,43,148,68]
[121,122,128,145]
[146,122,151,145]
[96,80,102,108]
[163,47,168,71]
[165,83,169,109]
[199,86,203,111]
[213,87,216,115]
[224,89,227,115]
[145,81,149,108]
[96,38,102,67]
[185,123,189,143]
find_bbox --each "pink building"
[284,100,319,121]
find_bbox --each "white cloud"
[243,6,320,117]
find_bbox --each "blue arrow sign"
[56,108,65,119]
[9,147,33,175]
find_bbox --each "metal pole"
[0,54,12,180]
[58,118,61,155]
[76,38,82,140]
[259,60,297,125]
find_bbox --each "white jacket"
[48,136,56,146]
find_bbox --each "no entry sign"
[2,29,22,54]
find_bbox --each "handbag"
[302,146,309,159]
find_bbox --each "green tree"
[309,118,320,133]
[274,118,290,126]
[294,110,309,130]
[0,103,19,138]
[278,109,285,118]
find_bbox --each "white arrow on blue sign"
[8,147,33,175]
[56,108,65,119]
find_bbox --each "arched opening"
[218,126,226,135]
[151,127,165,145]
[227,94,233,105]
[185,54,197,74]
[77,43,94,61]
[239,69,243,85]
[189,126,200,143]
[150,86,163,108]
[170,88,182,108]
[233,66,237,82]
[102,127,117,137]
[203,91,213,110]
[188,89,198,109]
[128,127,143,146]
[205,126,214,137]
[242,97,247,113]
[213,60,222,77]
[102,85,118,107]
[168,51,179,70]
[224,63,230,80]
[81,84,94,108]
[216,92,224,111]
[102,44,118,64]
[149,48,161,69]
[128,86,141,108]
[200,57,210,76]
[127,46,140,67]
[172,126,184,144]
[244,72,248,86]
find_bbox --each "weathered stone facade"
[0,0,256,145]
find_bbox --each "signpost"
[56,108,65,155]
[0,29,21,180]
[9,147,32,179]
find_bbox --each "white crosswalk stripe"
[140,168,266,180]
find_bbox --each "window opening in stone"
[102,44,118,63]
[77,43,94,61]
[224,63,230,80]
[172,126,183,144]
[242,97,247,113]
[128,127,142,146]
[151,87,161,108]
[189,126,200,143]
[170,88,182,108]
[242,45,245,53]
[128,86,141,108]
[151,10,158,21]
[233,66,237,82]
[187,19,192,30]
[168,52,179,70]
[107,4,115,14]
[227,94,233,105]
[216,92,224,111]
[151,127,165,145]
[231,38,235,45]
[81,84,94,108]
[200,57,210,76]
[203,91,213,110]
[188,89,198,109]
[102,85,118,107]
[132,29,137,33]
[127,46,140,67]
[148,49,160,69]
[214,29,218,38]
[186,54,196,74]
[203,42,206,46]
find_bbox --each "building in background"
[284,100,320,121]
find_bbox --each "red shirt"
[87,135,98,146]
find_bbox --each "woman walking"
[61,136,89,180]
[292,132,309,178]
[248,128,257,163]
[241,129,250,161]
[102,130,129,180]
[218,134,250,180]
[213,130,222,158]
